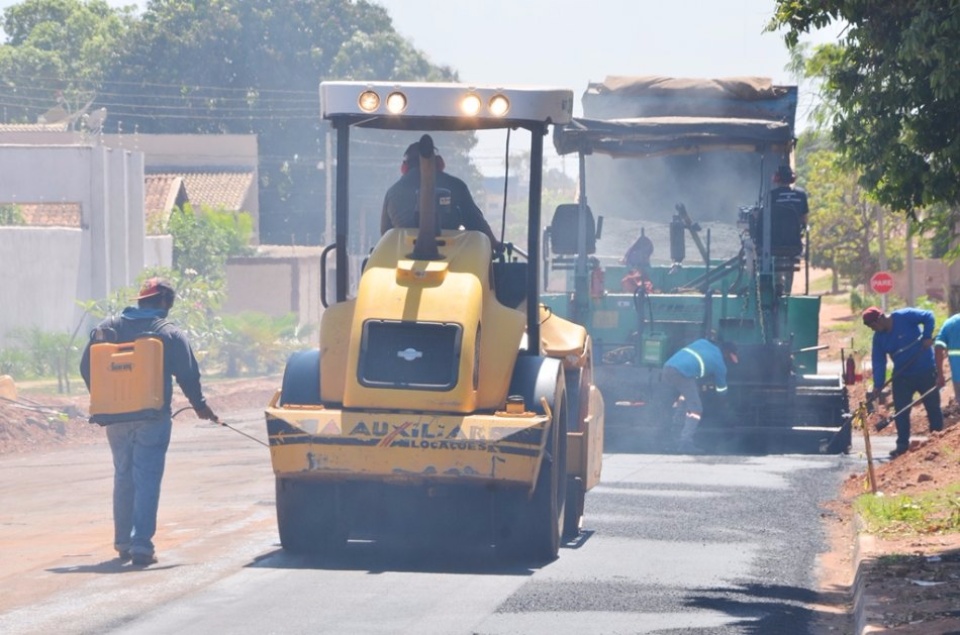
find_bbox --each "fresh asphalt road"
[0,410,862,635]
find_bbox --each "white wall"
[224,254,326,342]
[0,228,85,339]
[0,144,153,345]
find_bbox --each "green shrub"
[215,311,311,377]
[8,327,80,393]
[0,204,25,226]
[0,346,30,377]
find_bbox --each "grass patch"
[856,484,960,536]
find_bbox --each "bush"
[214,312,311,377]
[0,204,25,226]
[0,346,30,377]
[9,327,80,393]
[167,204,254,282]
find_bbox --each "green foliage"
[215,311,311,377]
[0,203,24,225]
[797,131,908,287]
[76,268,228,366]
[167,204,254,282]
[0,0,136,125]
[96,0,457,244]
[855,484,960,536]
[9,326,79,393]
[0,346,30,376]
[769,1,960,213]
[143,268,228,363]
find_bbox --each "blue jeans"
[105,416,172,556]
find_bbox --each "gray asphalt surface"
[95,451,851,635]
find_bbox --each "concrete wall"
[0,144,150,345]
[892,259,948,302]
[0,228,84,338]
[224,250,326,342]
[0,130,260,222]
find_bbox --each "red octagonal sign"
[870,271,894,295]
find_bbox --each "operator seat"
[548,204,597,256]
[768,200,804,285]
[543,204,601,291]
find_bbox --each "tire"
[278,349,321,406]
[275,478,346,554]
[497,365,567,562]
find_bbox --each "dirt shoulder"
[814,284,960,633]
[0,376,280,456]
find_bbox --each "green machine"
[545,76,850,453]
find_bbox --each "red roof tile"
[151,171,254,212]
[144,175,186,233]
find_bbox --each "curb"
[852,529,882,635]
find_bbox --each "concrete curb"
[852,529,882,635]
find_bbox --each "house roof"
[150,170,254,212]
[0,122,71,132]
[144,174,187,233]
[6,202,82,227]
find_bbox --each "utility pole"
[950,211,960,314]
[876,203,888,312]
[905,217,914,306]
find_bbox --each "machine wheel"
[275,478,346,554]
[278,349,321,406]
[563,475,584,540]
[497,364,567,562]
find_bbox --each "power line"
[0,70,320,97]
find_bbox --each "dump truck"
[544,76,850,454]
[264,81,604,562]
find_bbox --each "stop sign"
[870,271,894,294]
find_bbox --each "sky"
[0,0,841,174]
[373,0,840,172]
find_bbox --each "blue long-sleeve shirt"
[870,307,936,388]
[935,313,960,380]
[664,338,729,392]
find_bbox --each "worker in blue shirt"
[660,338,738,453]
[862,306,944,458]
[934,312,960,404]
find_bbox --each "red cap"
[861,306,883,326]
[136,277,175,300]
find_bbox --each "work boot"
[888,447,908,459]
[131,552,158,566]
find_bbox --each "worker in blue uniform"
[935,312,960,403]
[660,338,738,453]
[863,305,944,458]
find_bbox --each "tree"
[0,0,135,125]
[797,131,908,293]
[769,1,960,213]
[100,0,458,244]
[166,203,254,282]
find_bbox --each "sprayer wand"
[172,406,270,447]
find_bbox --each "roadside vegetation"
[0,203,309,392]
[856,484,960,537]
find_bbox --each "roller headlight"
[460,93,482,116]
[358,90,380,113]
[385,92,407,114]
[488,94,510,117]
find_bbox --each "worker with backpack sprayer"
[862,306,945,458]
[80,277,219,566]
